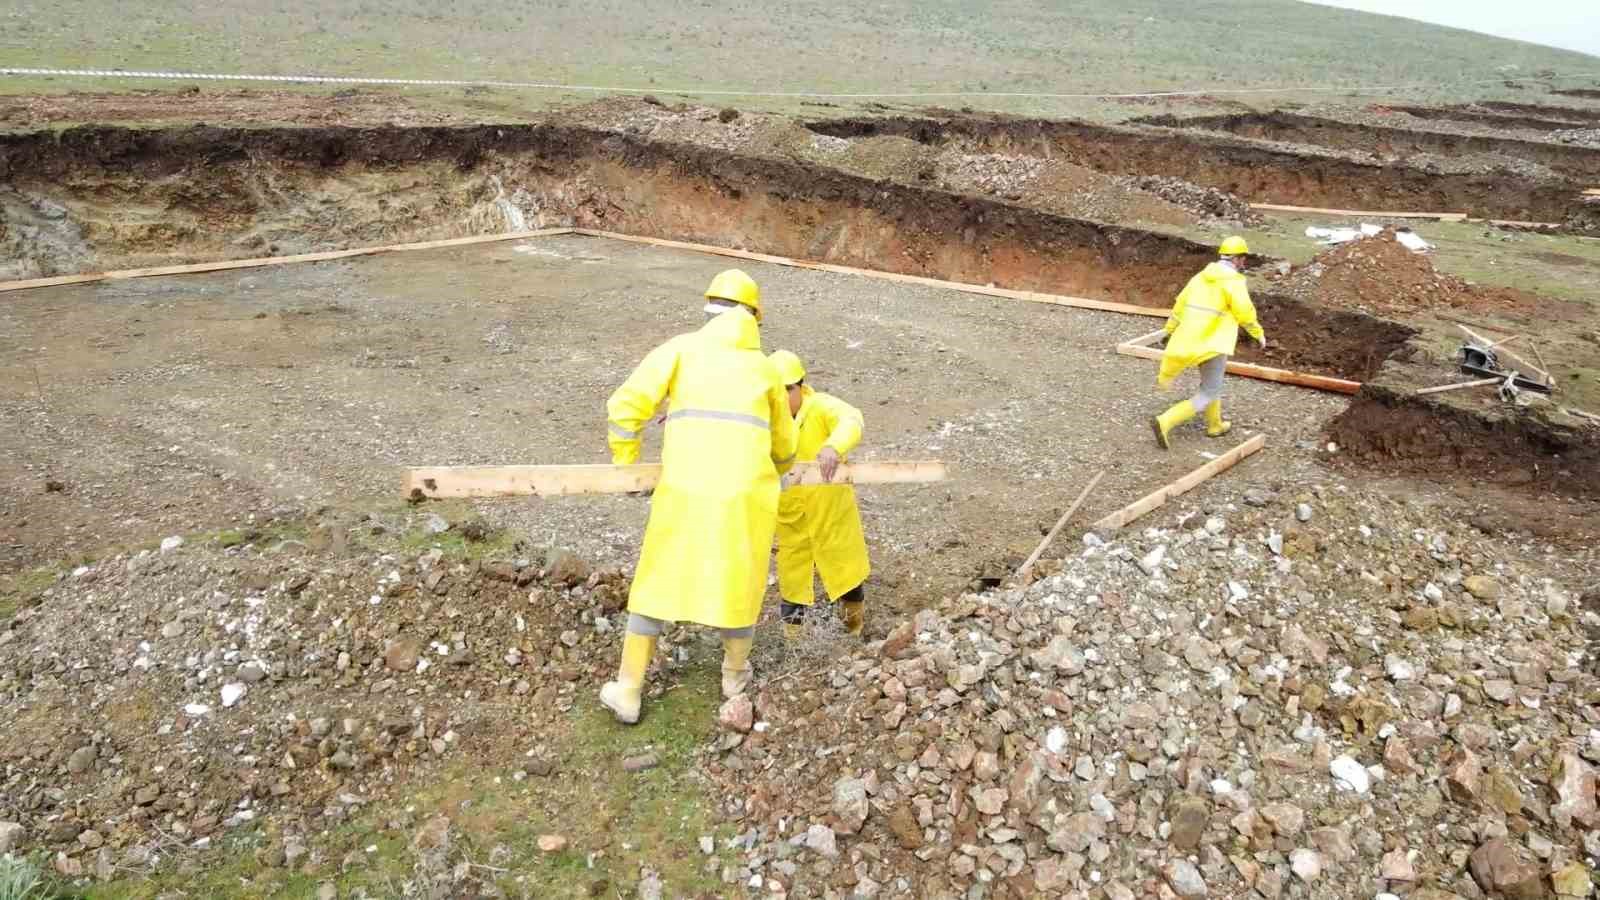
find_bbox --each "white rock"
[1330,755,1371,793]
[1384,655,1416,682]
[1295,503,1313,522]
[1204,516,1226,535]
[699,835,715,855]
[1227,582,1249,602]
[1290,848,1323,882]
[220,683,247,708]
[184,703,211,716]
[160,535,185,552]
[1138,546,1167,576]
[1267,532,1284,555]
[1045,726,1068,754]
[1423,583,1444,602]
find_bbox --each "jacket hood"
[699,307,761,350]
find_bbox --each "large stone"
[1445,748,1483,805]
[1484,770,1525,816]
[832,777,869,835]
[1552,862,1593,898]
[1290,849,1323,883]
[886,805,922,850]
[1309,826,1356,863]
[66,745,97,774]
[1031,635,1085,675]
[1468,839,1546,900]
[1163,859,1208,898]
[1462,575,1501,600]
[1260,803,1305,837]
[717,695,754,734]
[384,639,422,673]
[1381,849,1417,882]
[1169,797,1210,851]
[1551,753,1599,829]
[803,824,838,858]
[0,822,24,853]
[545,551,592,587]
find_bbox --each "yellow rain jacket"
[1157,261,1266,386]
[776,387,870,606]
[607,309,798,630]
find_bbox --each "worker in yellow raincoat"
[599,269,799,725]
[1151,236,1267,449]
[768,350,871,638]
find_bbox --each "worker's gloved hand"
[817,447,842,483]
[1256,335,1268,351]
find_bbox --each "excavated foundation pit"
[804,114,1585,223]
[1,120,1587,514]
[1480,100,1600,123]
[1131,112,1600,181]
[0,123,1219,305]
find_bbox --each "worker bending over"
[768,350,871,638]
[600,269,798,725]
[1151,236,1267,449]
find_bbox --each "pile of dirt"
[1268,229,1565,320]
[699,482,1600,898]
[0,511,633,877]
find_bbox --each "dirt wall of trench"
[0,124,1217,306]
[805,115,1583,223]
[1136,112,1600,180]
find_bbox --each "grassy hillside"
[0,0,1597,116]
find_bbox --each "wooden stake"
[1091,434,1266,531]
[1414,377,1503,396]
[571,229,1170,319]
[1014,471,1105,584]
[1114,337,1361,395]
[0,228,577,295]
[402,460,947,499]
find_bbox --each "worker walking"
[600,269,799,725]
[768,350,871,639]
[1151,236,1267,449]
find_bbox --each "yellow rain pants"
[1157,261,1265,387]
[776,387,870,606]
[607,309,798,630]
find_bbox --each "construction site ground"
[1,80,1599,900]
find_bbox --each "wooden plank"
[0,228,576,295]
[1091,435,1266,531]
[403,460,947,499]
[1414,377,1502,396]
[572,228,1170,319]
[1114,341,1362,395]
[1014,471,1105,584]
[1251,202,1468,222]
[1455,323,1552,386]
[1118,328,1169,351]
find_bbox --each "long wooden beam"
[571,228,1170,319]
[1414,376,1501,396]
[1250,202,1468,222]
[1114,331,1362,395]
[403,460,947,500]
[0,228,577,295]
[1091,434,1266,531]
[1014,470,1105,584]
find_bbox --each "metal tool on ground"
[403,460,946,500]
[1013,471,1106,585]
[1455,324,1553,391]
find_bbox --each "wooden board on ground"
[1114,330,1362,395]
[572,228,1170,319]
[1092,434,1266,531]
[1415,376,1502,396]
[403,460,947,499]
[1014,471,1105,584]
[1250,202,1468,222]
[0,228,577,295]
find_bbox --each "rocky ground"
[700,478,1600,899]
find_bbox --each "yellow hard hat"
[704,268,762,320]
[769,350,806,386]
[1219,236,1250,256]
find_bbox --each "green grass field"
[1,0,1598,118]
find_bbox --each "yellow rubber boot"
[599,632,656,725]
[721,635,753,698]
[782,622,802,642]
[1150,400,1197,450]
[1204,401,1232,438]
[841,600,865,637]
